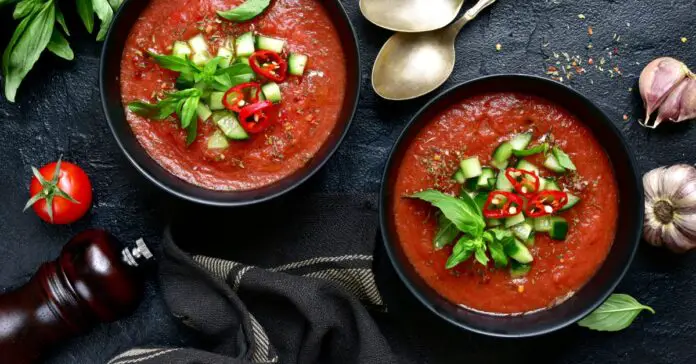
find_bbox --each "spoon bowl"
[359,0,465,33]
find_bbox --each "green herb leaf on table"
[76,0,94,33]
[218,0,271,22]
[13,0,40,19]
[0,0,20,8]
[92,0,114,41]
[55,6,69,35]
[434,214,459,250]
[578,294,655,332]
[47,28,74,61]
[553,147,577,171]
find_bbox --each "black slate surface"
[1,0,695,363]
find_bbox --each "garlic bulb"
[643,165,696,252]
[639,57,696,128]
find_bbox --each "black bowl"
[379,75,643,337]
[100,0,360,206]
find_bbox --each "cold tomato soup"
[392,93,619,314]
[120,0,346,190]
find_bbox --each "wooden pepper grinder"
[0,229,153,364]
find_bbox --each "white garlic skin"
[639,57,690,123]
[643,164,696,253]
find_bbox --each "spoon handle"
[450,0,497,35]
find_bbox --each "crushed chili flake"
[588,26,593,35]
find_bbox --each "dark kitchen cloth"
[108,193,398,364]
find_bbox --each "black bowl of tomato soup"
[100,0,360,206]
[380,75,643,337]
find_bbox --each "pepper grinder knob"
[122,238,154,267]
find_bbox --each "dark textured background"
[1,0,696,363]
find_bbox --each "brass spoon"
[372,0,497,101]
[359,0,466,33]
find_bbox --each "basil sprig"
[128,89,202,146]
[2,0,121,102]
[218,0,271,22]
[578,294,655,332]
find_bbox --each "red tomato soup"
[392,93,619,314]
[120,0,346,190]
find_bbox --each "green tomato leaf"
[92,0,113,41]
[76,0,94,33]
[3,0,55,102]
[410,190,485,239]
[578,294,655,332]
[217,0,271,22]
[553,146,576,171]
[434,214,459,250]
[47,28,74,60]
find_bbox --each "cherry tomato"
[26,160,93,224]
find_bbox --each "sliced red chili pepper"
[525,191,569,217]
[238,101,275,134]
[249,50,288,82]
[483,191,525,219]
[505,168,540,197]
[223,82,262,112]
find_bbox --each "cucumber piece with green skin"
[452,169,466,184]
[191,51,212,66]
[511,222,534,241]
[495,170,514,191]
[549,216,569,240]
[525,233,536,247]
[208,92,226,111]
[543,180,561,191]
[172,41,192,59]
[261,82,282,103]
[543,154,566,173]
[212,112,249,140]
[256,35,285,53]
[509,132,533,150]
[460,157,482,179]
[505,239,534,264]
[486,218,502,227]
[235,32,255,57]
[491,142,513,170]
[464,178,478,192]
[515,159,540,176]
[533,216,553,232]
[196,103,212,121]
[504,212,525,228]
[288,53,308,76]
[510,261,532,278]
[188,34,209,54]
[476,168,495,190]
[217,47,234,68]
[512,143,549,157]
[552,146,577,171]
[559,193,581,211]
[207,130,229,149]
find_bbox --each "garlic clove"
[654,79,689,127]
[639,57,690,123]
[677,76,696,122]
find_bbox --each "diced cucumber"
[516,160,540,176]
[491,142,513,170]
[559,193,581,211]
[261,82,282,103]
[486,218,502,227]
[510,261,532,278]
[511,222,534,241]
[543,180,561,191]
[188,34,209,54]
[217,47,234,68]
[553,146,577,171]
[512,143,549,157]
[509,132,533,150]
[524,233,536,247]
[288,53,308,76]
[533,216,553,232]
[191,51,212,66]
[505,240,534,264]
[460,157,482,179]
[495,170,514,191]
[207,130,229,150]
[236,32,255,57]
[172,41,192,59]
[256,35,285,53]
[212,112,249,140]
[464,178,479,192]
[549,216,569,240]
[452,169,466,184]
[208,92,226,111]
[505,213,526,228]
[543,154,566,173]
[196,103,212,121]
[476,168,495,190]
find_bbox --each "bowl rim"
[379,74,644,338]
[99,0,361,207]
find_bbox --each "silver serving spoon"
[372,0,497,101]
[360,0,466,33]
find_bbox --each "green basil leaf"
[410,190,485,238]
[434,214,459,250]
[578,294,655,332]
[446,237,476,269]
[149,53,200,74]
[76,0,94,33]
[0,0,20,8]
[487,239,508,268]
[195,56,223,83]
[179,94,199,129]
[13,0,39,19]
[3,0,55,102]
[186,116,198,146]
[47,28,74,60]
[217,0,271,22]
[212,63,255,90]
[128,98,178,120]
[473,246,489,266]
[553,146,576,171]
[107,0,122,10]
[91,0,113,41]
[55,6,69,35]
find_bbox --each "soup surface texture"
[392,92,619,314]
[120,0,346,190]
